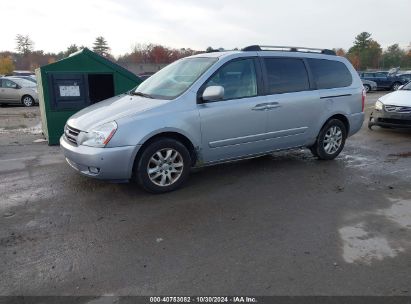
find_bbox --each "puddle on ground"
[342,154,375,168]
[339,223,403,264]
[339,197,411,264]
[0,122,42,135]
[377,198,411,229]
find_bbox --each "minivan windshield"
[133,57,217,100]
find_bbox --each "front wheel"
[310,119,347,160]
[135,138,191,193]
[363,84,371,93]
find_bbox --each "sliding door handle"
[252,103,268,111]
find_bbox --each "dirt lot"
[1,92,411,296]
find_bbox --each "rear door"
[198,58,269,163]
[262,57,321,149]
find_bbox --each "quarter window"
[308,59,352,89]
[205,58,257,100]
[263,58,310,94]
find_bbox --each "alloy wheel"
[323,126,342,154]
[147,148,184,187]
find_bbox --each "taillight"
[361,88,366,112]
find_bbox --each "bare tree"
[15,34,34,55]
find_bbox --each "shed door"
[48,73,88,110]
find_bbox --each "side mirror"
[202,86,224,102]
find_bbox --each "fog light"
[88,167,100,174]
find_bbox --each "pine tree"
[92,36,110,57]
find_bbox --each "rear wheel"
[363,84,371,93]
[310,119,347,160]
[21,95,34,107]
[135,138,191,193]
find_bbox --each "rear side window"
[264,58,310,94]
[308,59,352,89]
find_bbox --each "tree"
[382,44,405,69]
[0,56,15,74]
[64,44,79,57]
[352,32,372,50]
[347,32,382,70]
[15,34,34,55]
[334,48,346,57]
[92,36,110,57]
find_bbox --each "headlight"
[375,100,383,111]
[80,121,117,147]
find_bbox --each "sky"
[1,0,410,57]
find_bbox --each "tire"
[363,84,371,93]
[135,138,191,193]
[310,119,347,160]
[21,95,35,107]
[392,82,402,91]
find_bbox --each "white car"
[369,81,411,129]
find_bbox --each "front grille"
[64,125,80,145]
[378,118,411,126]
[385,105,411,113]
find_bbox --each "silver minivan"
[61,45,365,193]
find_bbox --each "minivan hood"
[67,94,168,131]
[379,90,411,107]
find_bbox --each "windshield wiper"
[130,91,154,99]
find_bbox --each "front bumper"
[368,110,411,128]
[60,136,140,180]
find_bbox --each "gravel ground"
[1,91,411,296]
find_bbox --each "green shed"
[35,48,141,145]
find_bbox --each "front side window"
[134,57,217,100]
[204,58,257,100]
[364,73,374,78]
[264,58,310,94]
[308,59,352,89]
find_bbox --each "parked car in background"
[138,72,155,81]
[11,70,35,77]
[361,79,377,93]
[61,45,365,193]
[0,77,38,107]
[9,76,37,83]
[369,81,411,129]
[359,71,407,91]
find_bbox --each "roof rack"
[242,45,336,55]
